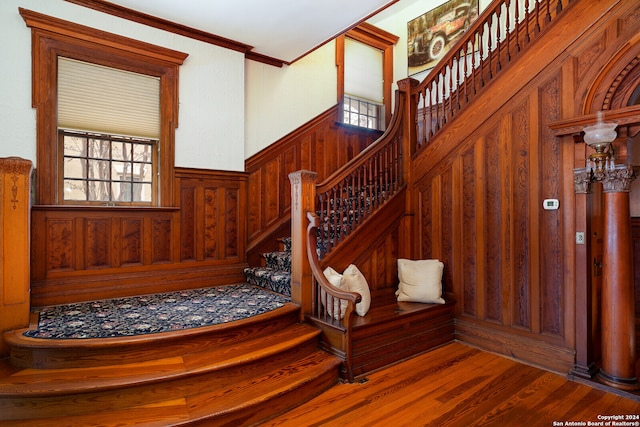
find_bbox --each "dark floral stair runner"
[23,283,288,340]
[244,237,292,297]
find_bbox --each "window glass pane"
[64,136,86,156]
[132,143,151,161]
[133,183,152,202]
[133,162,152,181]
[64,158,86,179]
[64,179,87,201]
[88,139,110,159]
[112,141,128,161]
[113,181,131,202]
[88,180,110,201]
[112,161,129,181]
[88,159,110,180]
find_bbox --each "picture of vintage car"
[408,0,479,72]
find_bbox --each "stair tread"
[0,323,320,396]
[185,349,341,422]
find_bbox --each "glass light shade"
[583,112,617,151]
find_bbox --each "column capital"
[573,168,592,194]
[597,165,638,193]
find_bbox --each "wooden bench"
[305,212,455,382]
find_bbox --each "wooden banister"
[412,0,570,151]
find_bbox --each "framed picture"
[408,0,480,76]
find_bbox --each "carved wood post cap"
[573,168,592,194]
[288,170,318,185]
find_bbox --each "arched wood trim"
[583,31,640,113]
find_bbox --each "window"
[61,131,156,204]
[21,8,188,206]
[343,95,385,130]
[57,56,161,205]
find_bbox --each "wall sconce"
[583,111,618,172]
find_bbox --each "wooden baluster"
[455,54,461,111]
[487,15,493,80]
[515,0,521,52]
[556,0,563,14]
[534,0,541,35]
[495,7,502,72]
[524,0,531,43]
[545,0,552,23]
[428,86,434,139]
[479,24,485,87]
[505,0,511,63]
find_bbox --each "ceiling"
[104,0,398,64]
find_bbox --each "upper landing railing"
[413,0,571,150]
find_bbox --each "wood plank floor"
[264,342,640,427]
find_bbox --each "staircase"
[244,237,292,297]
[0,303,340,426]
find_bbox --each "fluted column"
[598,164,638,390]
[0,157,33,356]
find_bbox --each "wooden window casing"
[20,8,188,206]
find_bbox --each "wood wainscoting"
[245,105,382,266]
[30,168,247,306]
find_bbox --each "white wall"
[0,0,246,171]
[244,42,337,159]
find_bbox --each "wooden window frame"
[20,8,188,206]
[336,23,399,127]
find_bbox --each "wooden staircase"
[0,304,341,426]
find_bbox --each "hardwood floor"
[264,342,640,427]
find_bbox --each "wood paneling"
[245,105,382,265]
[410,0,640,374]
[30,168,247,306]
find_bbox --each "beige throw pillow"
[395,259,445,304]
[341,264,371,316]
[322,267,346,319]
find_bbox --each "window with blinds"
[57,57,160,204]
[343,38,385,131]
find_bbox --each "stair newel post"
[0,157,32,356]
[397,77,420,258]
[289,170,318,320]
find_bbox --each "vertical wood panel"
[181,187,196,262]
[264,158,281,225]
[441,169,454,294]
[540,75,563,337]
[225,188,239,258]
[85,219,109,269]
[247,171,261,240]
[512,100,531,330]
[47,219,74,271]
[203,188,218,260]
[485,126,502,323]
[462,147,477,316]
[121,219,143,266]
[152,218,172,264]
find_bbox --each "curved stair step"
[0,323,341,425]
[4,303,300,369]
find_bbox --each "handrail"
[306,211,360,381]
[413,0,570,150]
[314,88,409,258]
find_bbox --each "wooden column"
[572,167,598,379]
[289,170,317,320]
[598,165,638,390]
[0,157,32,356]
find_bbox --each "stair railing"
[291,0,572,318]
[414,0,570,150]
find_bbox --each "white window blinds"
[57,57,160,139]
[344,38,384,103]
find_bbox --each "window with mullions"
[61,130,157,204]
[343,95,385,131]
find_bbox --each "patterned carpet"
[23,283,289,340]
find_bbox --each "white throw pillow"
[341,264,371,316]
[395,259,445,304]
[322,267,347,319]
